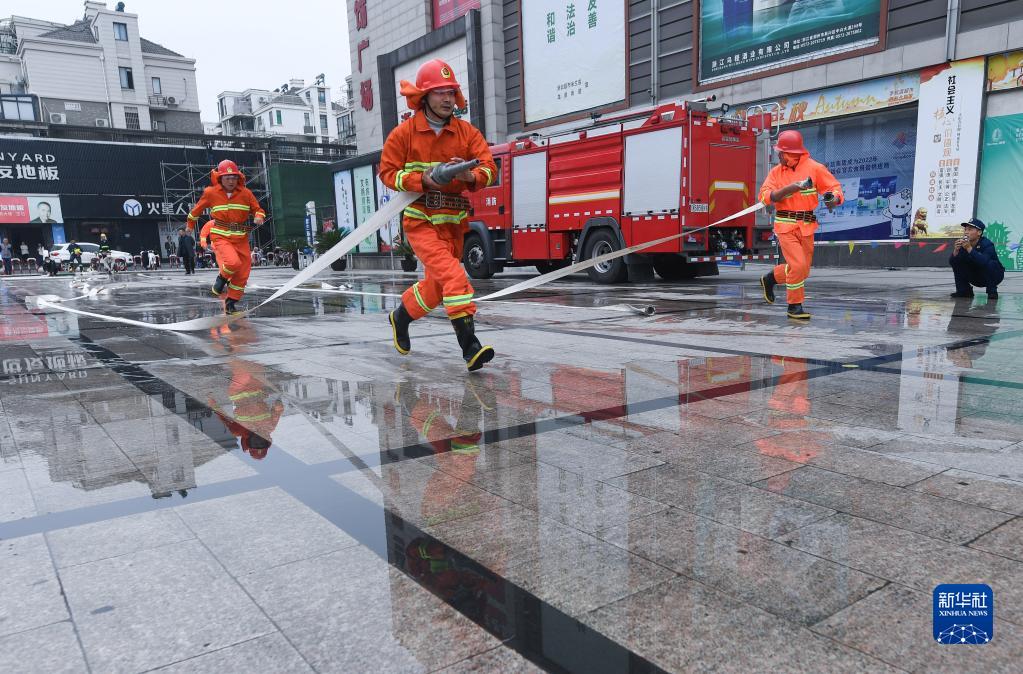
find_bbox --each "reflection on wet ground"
[2,266,1023,672]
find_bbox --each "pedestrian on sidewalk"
[950,218,1004,300]
[177,227,196,275]
[1,238,12,275]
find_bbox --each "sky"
[4,0,352,122]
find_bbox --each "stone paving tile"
[625,435,802,484]
[0,534,68,638]
[597,508,885,625]
[0,621,86,674]
[46,509,194,569]
[813,584,1023,673]
[176,487,360,576]
[908,469,1023,515]
[969,517,1023,563]
[411,445,536,481]
[606,464,835,538]
[0,468,36,523]
[60,538,275,673]
[584,576,900,673]
[869,433,1021,480]
[435,646,545,673]
[754,466,1013,544]
[239,544,501,673]
[151,633,314,674]
[333,460,514,530]
[779,513,1023,627]
[513,434,665,481]
[469,462,668,534]
[501,528,677,619]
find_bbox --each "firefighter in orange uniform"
[186,159,265,315]
[208,360,283,461]
[379,59,498,371]
[758,130,843,320]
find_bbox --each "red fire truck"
[462,101,777,283]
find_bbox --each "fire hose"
[35,191,764,332]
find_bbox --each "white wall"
[20,43,107,101]
[0,57,22,92]
[144,59,200,112]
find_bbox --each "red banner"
[0,195,30,223]
[432,0,480,29]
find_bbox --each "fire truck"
[462,101,778,283]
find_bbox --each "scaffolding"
[160,159,275,250]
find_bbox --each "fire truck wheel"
[584,230,627,284]
[462,233,493,279]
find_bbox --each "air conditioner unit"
[166,96,177,106]
[49,113,67,124]
[95,118,109,127]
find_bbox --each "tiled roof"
[37,19,97,44]
[140,38,183,58]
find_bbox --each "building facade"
[344,1,1023,268]
[216,76,338,145]
[0,2,202,133]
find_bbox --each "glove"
[823,191,837,204]
[797,177,813,190]
[428,159,481,186]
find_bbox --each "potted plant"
[315,229,347,271]
[393,235,418,272]
[280,237,303,270]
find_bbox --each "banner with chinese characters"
[911,58,985,238]
[977,113,1023,271]
[352,165,379,253]
[987,51,1023,91]
[521,0,626,125]
[0,193,63,224]
[333,170,356,236]
[432,0,481,29]
[740,73,918,126]
[374,170,401,253]
[697,0,884,85]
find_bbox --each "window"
[318,89,326,105]
[0,95,37,121]
[304,112,310,126]
[124,106,140,129]
[151,77,162,95]
[268,111,273,127]
[218,98,226,118]
[118,67,134,90]
[113,22,128,41]
[82,244,100,254]
[275,110,282,125]
[152,119,166,132]
[305,92,311,102]
[491,158,502,186]
[320,114,328,131]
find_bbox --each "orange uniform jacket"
[378,111,497,227]
[758,156,843,234]
[198,221,212,249]
[186,183,265,240]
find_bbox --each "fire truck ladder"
[159,161,274,251]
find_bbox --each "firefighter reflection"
[754,356,821,466]
[404,537,497,622]
[208,360,284,460]
[395,377,495,522]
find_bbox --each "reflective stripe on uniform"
[211,204,251,213]
[403,206,467,226]
[229,390,262,401]
[235,412,272,422]
[229,283,245,291]
[210,228,248,237]
[443,293,473,309]
[478,166,494,187]
[412,282,433,313]
[786,281,805,289]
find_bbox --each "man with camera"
[950,218,1004,300]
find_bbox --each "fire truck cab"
[463,101,776,283]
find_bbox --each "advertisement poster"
[797,108,917,241]
[987,51,1023,91]
[352,165,378,253]
[911,57,985,238]
[698,0,884,85]
[0,194,63,224]
[432,0,480,29]
[521,0,626,125]
[976,113,1023,271]
[741,73,918,126]
[393,44,470,126]
[374,171,401,253]
[333,170,356,237]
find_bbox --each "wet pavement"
[1,264,1022,673]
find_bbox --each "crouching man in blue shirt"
[950,218,1004,300]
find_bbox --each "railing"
[148,95,167,108]
[303,125,317,135]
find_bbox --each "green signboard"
[698,0,883,85]
[977,113,1023,272]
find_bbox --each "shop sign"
[986,51,1023,92]
[0,193,63,223]
[740,73,919,126]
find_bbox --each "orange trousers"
[211,236,251,301]
[772,229,815,304]
[401,220,475,320]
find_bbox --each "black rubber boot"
[451,316,495,372]
[212,275,228,297]
[389,304,413,355]
[787,303,811,320]
[224,298,242,315]
[760,273,777,304]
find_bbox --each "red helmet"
[211,159,246,186]
[773,130,808,155]
[400,59,466,111]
